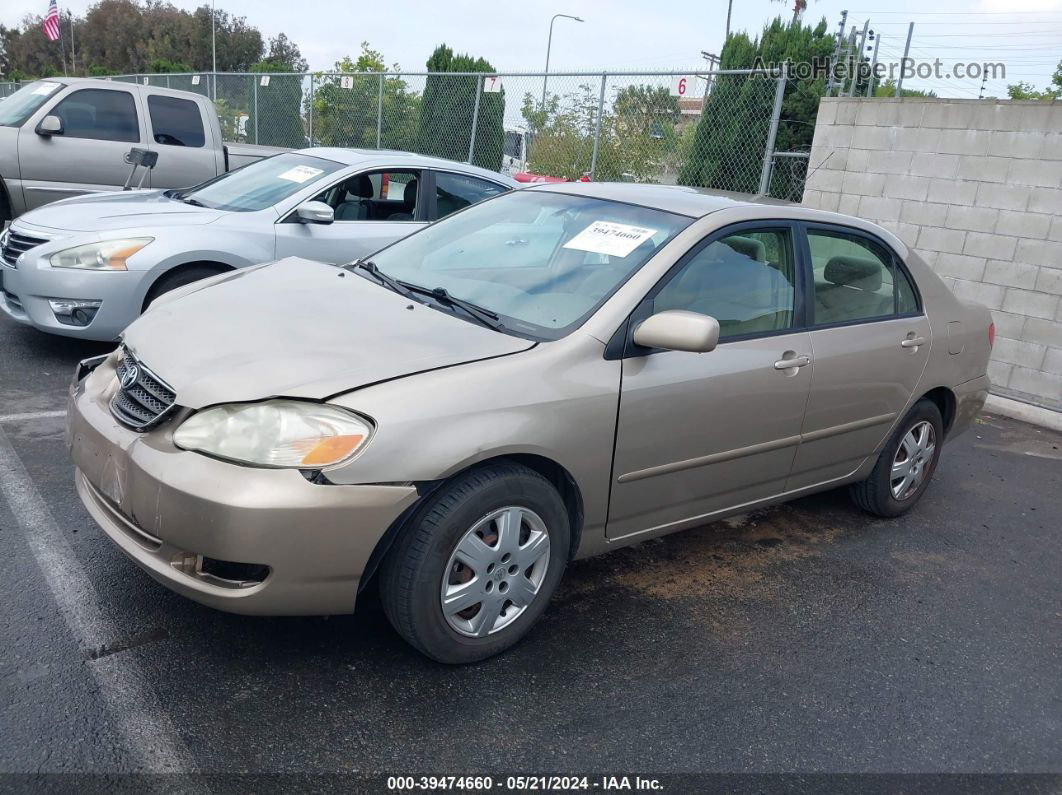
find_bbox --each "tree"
[872,79,936,99]
[311,43,419,150]
[680,17,836,196]
[1007,61,1061,100]
[1,0,286,79]
[244,34,309,146]
[416,44,504,170]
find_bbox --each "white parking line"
[0,409,67,423]
[0,425,199,775]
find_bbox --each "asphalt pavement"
[0,311,1059,787]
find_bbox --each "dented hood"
[121,258,535,408]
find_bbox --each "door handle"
[774,355,811,370]
[900,336,926,348]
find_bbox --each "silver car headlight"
[50,238,153,270]
[173,400,373,468]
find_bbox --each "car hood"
[121,257,535,408]
[21,190,226,232]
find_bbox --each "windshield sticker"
[277,165,324,184]
[562,221,658,258]
[33,82,61,96]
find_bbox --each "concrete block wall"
[803,97,1062,412]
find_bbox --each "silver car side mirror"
[633,310,720,353]
[37,114,64,136]
[296,201,334,225]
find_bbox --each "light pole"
[211,0,217,99]
[541,13,584,110]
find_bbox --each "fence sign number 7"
[670,75,693,97]
[483,76,503,93]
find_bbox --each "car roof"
[43,77,212,101]
[293,147,518,185]
[524,181,796,218]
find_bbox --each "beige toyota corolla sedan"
[68,183,993,663]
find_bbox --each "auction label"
[563,221,657,258]
[277,165,324,183]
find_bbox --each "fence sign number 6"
[670,75,692,97]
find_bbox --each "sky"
[2,0,1061,98]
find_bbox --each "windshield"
[369,190,692,339]
[176,152,343,212]
[0,81,64,127]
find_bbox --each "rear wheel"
[143,265,228,310]
[850,399,943,517]
[380,462,570,664]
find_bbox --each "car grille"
[1,231,49,268]
[110,351,178,431]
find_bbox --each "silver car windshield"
[175,152,344,212]
[369,191,692,340]
[0,81,64,127]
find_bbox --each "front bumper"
[68,356,420,615]
[1,222,146,341]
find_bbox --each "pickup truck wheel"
[379,462,570,664]
[849,399,943,518]
[143,265,228,310]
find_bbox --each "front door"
[18,85,145,209]
[142,92,219,190]
[608,224,813,540]
[274,169,428,264]
[787,224,932,491]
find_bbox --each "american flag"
[42,0,61,42]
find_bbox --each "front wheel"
[379,462,570,664]
[849,399,944,518]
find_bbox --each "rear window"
[148,95,205,147]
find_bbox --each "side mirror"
[296,201,334,225]
[36,114,63,136]
[633,310,720,353]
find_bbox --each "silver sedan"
[0,148,515,340]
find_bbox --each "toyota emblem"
[120,364,139,390]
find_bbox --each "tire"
[380,462,570,664]
[0,184,11,227]
[849,398,944,518]
[143,265,228,310]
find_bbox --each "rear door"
[18,85,145,209]
[427,170,510,221]
[274,168,428,264]
[143,92,219,189]
[786,223,931,491]
[607,222,814,540]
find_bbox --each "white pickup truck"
[0,78,287,223]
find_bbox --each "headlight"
[173,400,373,468]
[50,238,153,270]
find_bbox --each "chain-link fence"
[1,69,805,198]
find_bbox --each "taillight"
[988,322,995,348]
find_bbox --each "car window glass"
[181,152,344,212]
[370,190,691,339]
[653,229,796,339]
[320,170,420,221]
[807,230,909,325]
[0,81,64,127]
[434,172,509,219]
[51,88,138,142]
[147,95,205,147]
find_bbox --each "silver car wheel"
[441,506,551,638]
[891,420,936,500]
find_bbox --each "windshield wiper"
[345,259,417,300]
[181,197,207,208]
[405,284,506,332]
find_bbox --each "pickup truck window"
[172,152,343,212]
[0,81,64,127]
[52,88,139,143]
[147,95,205,147]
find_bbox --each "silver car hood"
[22,190,225,232]
[122,257,535,408]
